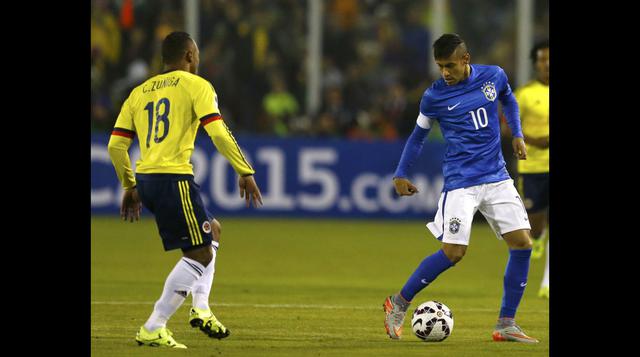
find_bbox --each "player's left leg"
[479,179,538,343]
[189,218,230,339]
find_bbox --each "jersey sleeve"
[418,90,436,128]
[194,81,255,176]
[204,120,255,176]
[192,79,220,121]
[497,67,514,99]
[497,69,523,138]
[107,96,137,189]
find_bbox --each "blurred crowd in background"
[92,0,548,140]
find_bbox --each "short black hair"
[162,31,193,64]
[433,33,467,59]
[530,39,549,64]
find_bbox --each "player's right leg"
[384,187,476,339]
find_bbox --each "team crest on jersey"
[449,218,462,234]
[481,81,497,102]
[202,221,212,234]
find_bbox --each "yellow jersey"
[515,80,549,173]
[108,69,254,189]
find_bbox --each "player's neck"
[163,64,190,74]
[537,76,549,86]
[463,64,471,81]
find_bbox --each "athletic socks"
[392,293,411,312]
[144,257,206,332]
[192,241,219,310]
[399,249,455,302]
[499,249,532,319]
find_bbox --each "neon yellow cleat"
[189,307,230,339]
[538,286,549,298]
[530,237,545,259]
[135,326,187,348]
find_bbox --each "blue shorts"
[517,173,549,213]
[137,174,213,251]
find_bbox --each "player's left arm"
[194,80,262,207]
[497,68,527,160]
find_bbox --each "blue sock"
[499,249,532,318]
[400,250,455,302]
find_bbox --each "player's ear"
[463,52,470,64]
[185,50,194,63]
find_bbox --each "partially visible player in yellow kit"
[108,32,263,348]
[514,40,549,298]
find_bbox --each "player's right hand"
[120,187,142,222]
[239,175,263,208]
[393,177,419,196]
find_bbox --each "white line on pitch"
[91,301,546,313]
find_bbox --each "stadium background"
[91,0,549,219]
[91,1,550,355]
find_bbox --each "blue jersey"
[420,64,517,191]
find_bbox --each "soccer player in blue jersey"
[383,34,538,343]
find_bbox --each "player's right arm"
[193,80,263,207]
[107,96,142,221]
[392,93,434,196]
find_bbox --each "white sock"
[191,241,219,311]
[144,257,206,331]
[541,239,549,288]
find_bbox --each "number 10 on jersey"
[469,107,488,130]
[144,98,171,147]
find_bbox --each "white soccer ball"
[411,300,454,342]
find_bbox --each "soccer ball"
[411,300,454,342]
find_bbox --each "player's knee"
[447,251,465,263]
[443,246,466,263]
[183,245,213,267]
[530,226,544,239]
[512,236,533,250]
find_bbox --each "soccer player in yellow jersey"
[108,32,263,348]
[514,40,549,298]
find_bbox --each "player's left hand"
[512,137,527,160]
[121,187,142,222]
[239,175,263,208]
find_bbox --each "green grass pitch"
[92,216,549,356]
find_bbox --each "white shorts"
[426,179,531,246]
